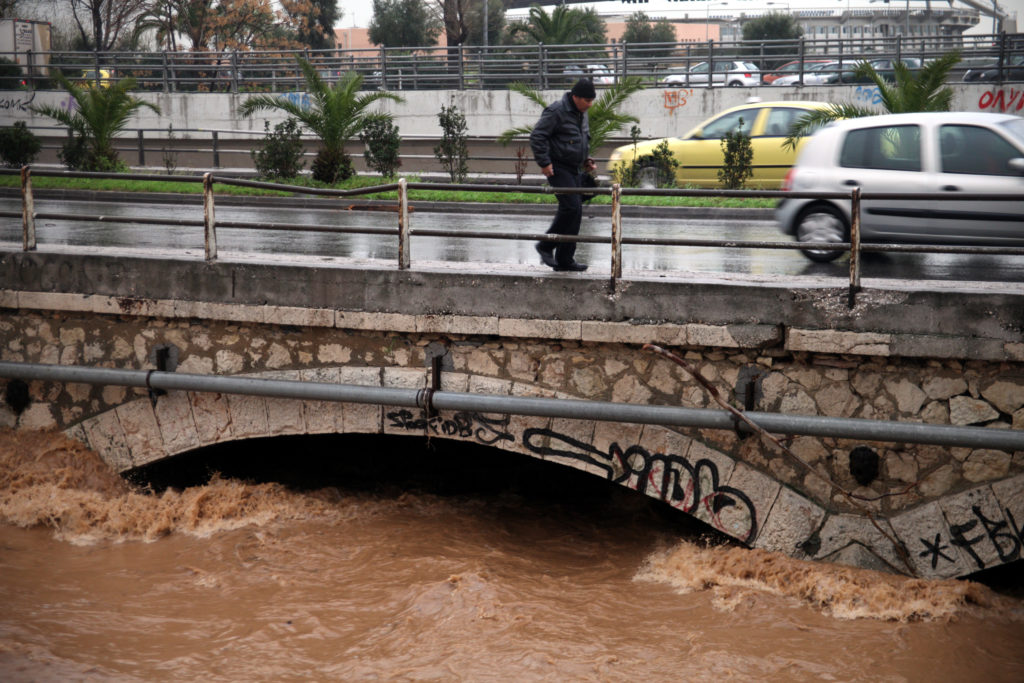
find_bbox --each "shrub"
[433,104,469,183]
[718,117,753,189]
[0,122,42,167]
[0,58,24,89]
[251,119,306,179]
[359,118,402,178]
[311,147,353,184]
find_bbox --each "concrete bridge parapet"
[1,248,1023,579]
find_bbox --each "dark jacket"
[529,92,590,171]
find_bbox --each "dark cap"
[571,78,596,99]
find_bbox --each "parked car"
[836,57,923,83]
[776,111,1024,262]
[772,61,843,86]
[962,54,1024,82]
[762,59,833,85]
[562,64,614,85]
[661,60,761,87]
[607,100,831,188]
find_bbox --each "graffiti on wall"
[852,85,882,106]
[663,88,694,114]
[386,408,758,542]
[0,90,36,112]
[278,92,311,111]
[917,504,1022,571]
[977,88,1024,113]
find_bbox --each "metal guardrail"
[2,33,1022,93]
[3,168,1023,308]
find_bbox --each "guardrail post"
[380,46,388,90]
[21,166,35,252]
[458,43,465,90]
[25,50,34,90]
[137,130,145,167]
[203,173,217,262]
[161,52,169,93]
[398,177,410,270]
[610,183,622,289]
[848,187,861,308]
[539,43,546,89]
[212,131,220,168]
[231,51,239,94]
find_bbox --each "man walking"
[529,78,597,272]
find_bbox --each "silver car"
[776,112,1024,261]
[661,60,761,87]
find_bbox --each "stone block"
[265,305,334,328]
[580,321,684,346]
[115,399,166,465]
[787,328,891,356]
[813,513,906,574]
[300,367,343,434]
[686,324,738,348]
[417,314,499,336]
[949,396,999,425]
[227,394,270,439]
[754,486,826,558]
[592,420,644,485]
[336,311,417,332]
[154,391,200,455]
[724,462,781,546]
[191,392,232,445]
[938,485,1015,573]
[889,501,975,579]
[980,378,1024,415]
[82,410,133,472]
[498,318,581,341]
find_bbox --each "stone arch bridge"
[1,247,1023,580]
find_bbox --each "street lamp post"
[706,1,729,41]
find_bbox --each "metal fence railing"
[3,168,1023,308]
[2,33,1022,93]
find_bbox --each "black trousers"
[538,163,584,265]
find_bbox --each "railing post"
[137,130,145,167]
[212,131,220,168]
[610,183,622,289]
[380,45,388,90]
[161,52,169,93]
[539,43,546,89]
[230,51,239,94]
[620,41,627,82]
[25,49,33,90]
[848,187,861,308]
[398,177,410,269]
[21,166,35,252]
[203,173,217,262]
[93,50,101,87]
[458,43,465,90]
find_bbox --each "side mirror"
[1009,158,1024,175]
[691,127,705,140]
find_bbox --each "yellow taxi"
[78,69,112,87]
[607,100,832,189]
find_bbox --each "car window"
[940,125,1022,176]
[691,63,709,73]
[762,108,804,137]
[713,62,732,72]
[840,125,921,172]
[701,110,757,139]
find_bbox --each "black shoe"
[553,261,588,272]
[535,244,558,268]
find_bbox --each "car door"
[753,107,811,187]
[678,107,765,186]
[833,123,933,241]
[931,123,1024,243]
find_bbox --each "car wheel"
[728,80,742,87]
[636,163,661,190]
[795,205,848,262]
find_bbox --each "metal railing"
[4,168,1023,308]
[2,32,1022,93]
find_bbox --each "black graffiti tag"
[522,428,758,544]
[918,533,955,570]
[926,504,1024,571]
[386,409,514,446]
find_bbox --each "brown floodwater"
[1,428,1023,682]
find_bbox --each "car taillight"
[743,73,751,78]
[781,168,796,192]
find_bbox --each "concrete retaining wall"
[4,82,1020,142]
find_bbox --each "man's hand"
[541,164,554,177]
[584,157,596,173]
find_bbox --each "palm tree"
[783,51,961,151]
[238,57,404,184]
[497,77,645,156]
[508,5,606,45]
[32,75,160,172]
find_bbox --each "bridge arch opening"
[124,432,732,544]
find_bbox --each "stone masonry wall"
[3,301,1024,579]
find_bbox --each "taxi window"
[701,110,755,139]
[762,108,803,137]
[840,125,921,171]
[941,124,1021,176]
